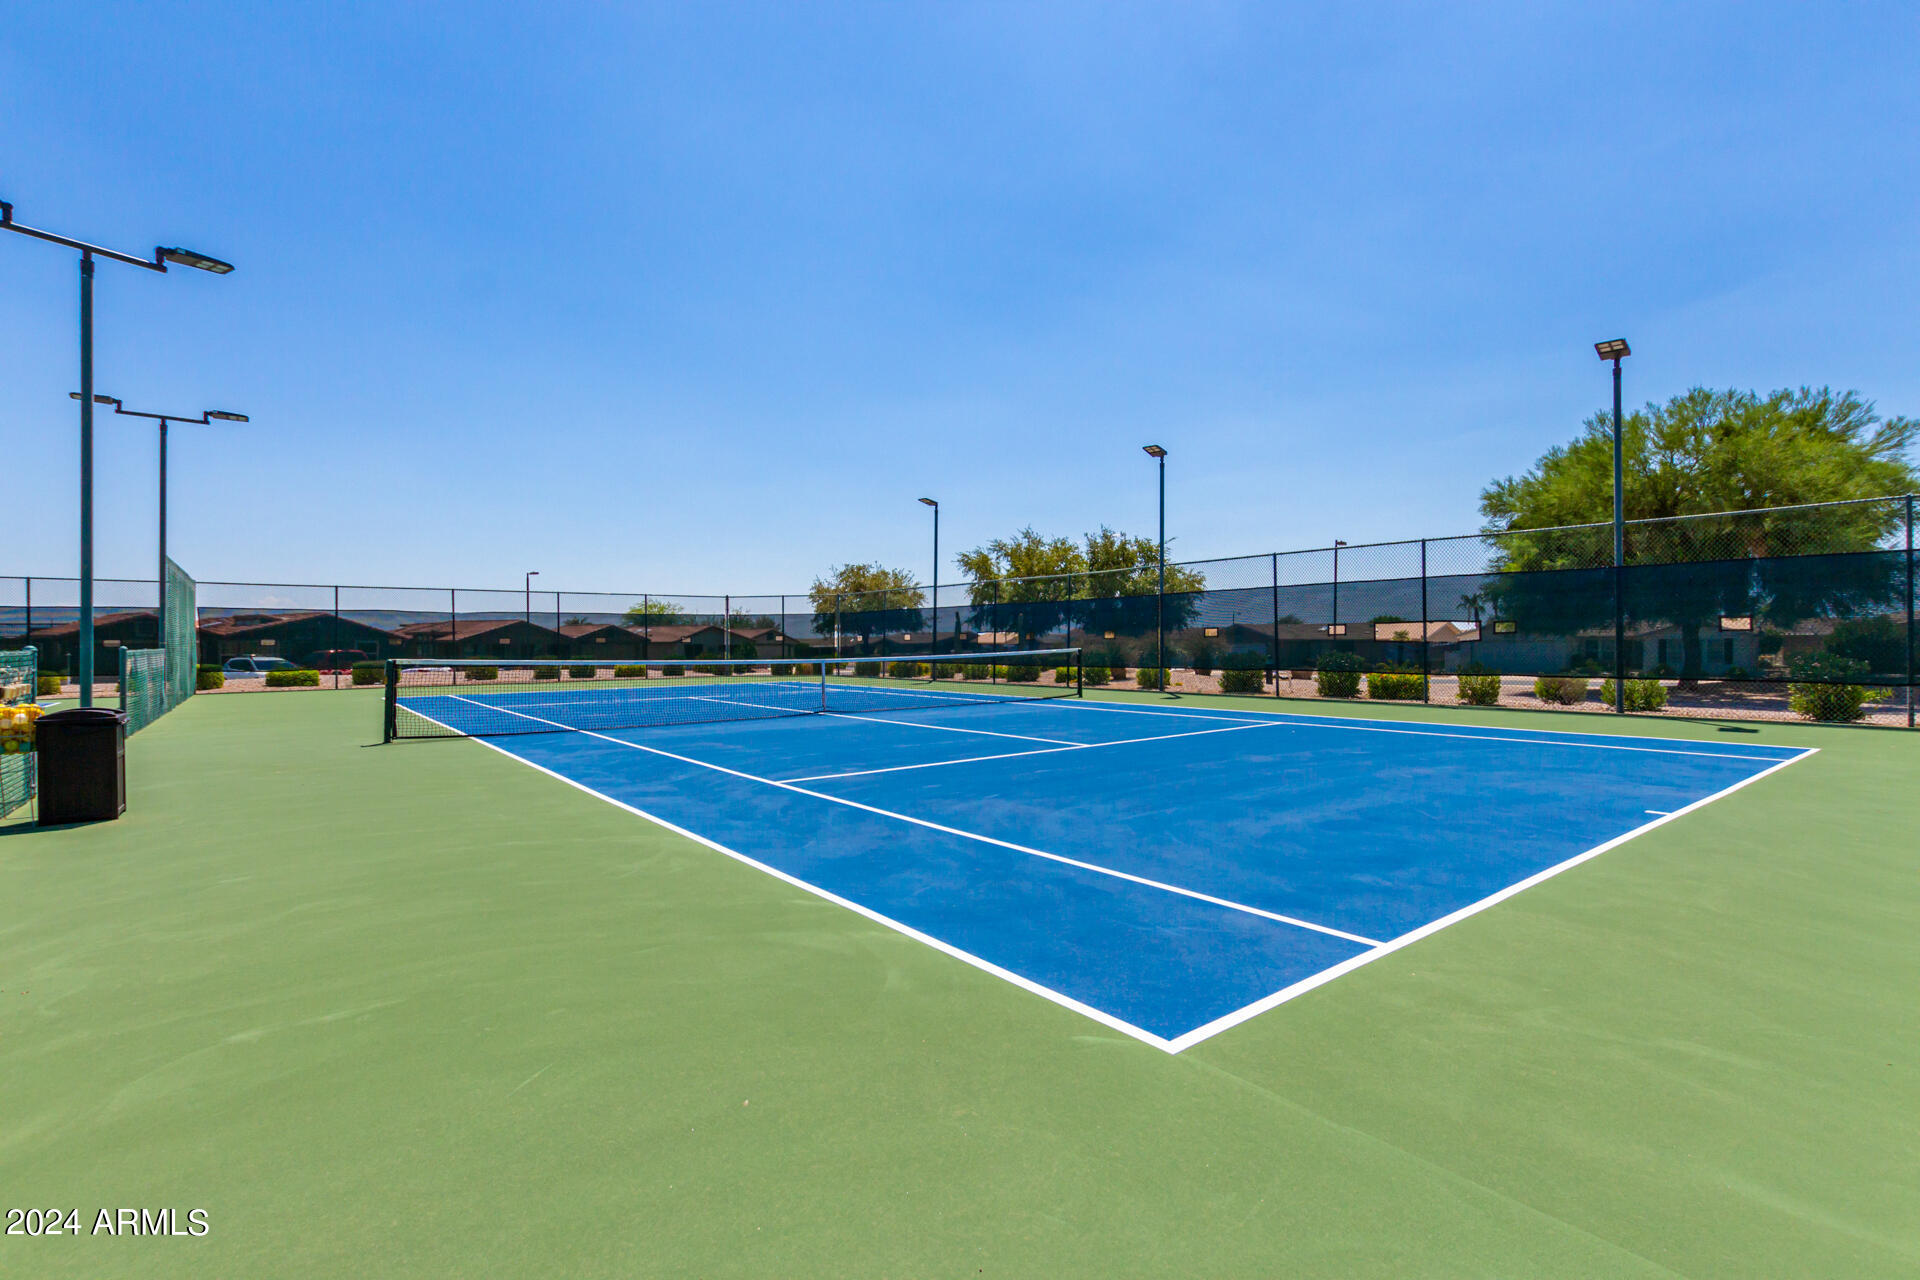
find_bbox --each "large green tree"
[956,525,1208,649]
[622,598,686,626]
[808,563,925,650]
[1480,386,1917,678]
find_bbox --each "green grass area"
[2,690,1916,1276]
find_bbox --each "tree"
[1480,386,1917,678]
[956,525,1208,650]
[623,598,686,627]
[808,564,925,652]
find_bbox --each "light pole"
[918,498,938,653]
[525,571,539,625]
[74,394,248,646]
[1142,446,1168,686]
[4,198,232,705]
[1331,539,1348,633]
[1596,339,1631,712]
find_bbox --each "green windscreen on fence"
[120,559,199,737]
[0,646,37,817]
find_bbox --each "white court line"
[1645,809,1671,816]
[785,718,1285,783]
[442,693,1379,949]
[1015,697,1808,762]
[415,691,1817,1053]
[1161,746,1817,1052]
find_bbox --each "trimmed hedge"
[1081,665,1112,686]
[888,661,929,679]
[351,663,383,686]
[37,675,63,696]
[533,666,561,680]
[1533,675,1588,705]
[614,665,647,678]
[1052,666,1078,684]
[1367,670,1425,700]
[1456,672,1501,706]
[661,664,686,677]
[1135,667,1171,690]
[1315,651,1363,699]
[265,668,321,688]
[1006,664,1042,683]
[1599,677,1669,712]
[567,665,596,680]
[196,668,225,691]
[1219,666,1265,694]
[462,666,500,681]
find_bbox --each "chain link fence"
[5,495,1914,728]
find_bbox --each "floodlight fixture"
[1594,338,1630,361]
[206,411,249,422]
[159,247,235,274]
[1142,444,1167,458]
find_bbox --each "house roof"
[26,610,155,638]
[394,618,566,641]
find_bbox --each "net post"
[383,659,398,743]
[1076,648,1083,697]
[818,655,827,711]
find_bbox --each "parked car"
[308,649,371,673]
[222,655,300,676]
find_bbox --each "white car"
[222,656,299,676]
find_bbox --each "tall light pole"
[1142,446,1168,684]
[525,571,539,625]
[74,395,248,645]
[918,498,938,653]
[1330,539,1348,633]
[1596,339,1631,713]
[4,198,232,705]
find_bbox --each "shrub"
[1315,651,1363,699]
[1599,677,1669,712]
[1053,666,1078,684]
[1136,667,1170,690]
[1219,666,1265,694]
[37,675,63,696]
[567,665,596,680]
[196,668,225,691]
[1367,670,1425,700]
[962,664,992,681]
[990,665,1010,680]
[1456,670,1502,706]
[350,662,383,686]
[461,666,499,681]
[1188,639,1219,676]
[1532,675,1588,705]
[1082,664,1112,686]
[1006,664,1042,683]
[1787,652,1870,722]
[614,665,647,678]
[532,666,561,681]
[887,661,928,679]
[265,668,321,688]
[661,664,685,677]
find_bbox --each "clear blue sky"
[4,2,1915,600]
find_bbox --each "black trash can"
[36,707,127,825]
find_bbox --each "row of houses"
[11,612,807,676]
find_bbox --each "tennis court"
[394,661,1814,1050]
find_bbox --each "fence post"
[1612,564,1626,714]
[1906,493,1914,729]
[1270,554,1281,697]
[448,588,458,662]
[724,594,731,662]
[1420,539,1430,702]
[23,577,30,639]
[834,594,842,659]
[332,584,341,690]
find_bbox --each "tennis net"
[384,648,1083,740]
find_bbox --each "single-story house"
[25,610,161,678]
[394,617,572,660]
[557,623,649,663]
[197,611,404,667]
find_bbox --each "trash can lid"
[38,707,129,725]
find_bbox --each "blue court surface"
[421,693,1814,1051]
